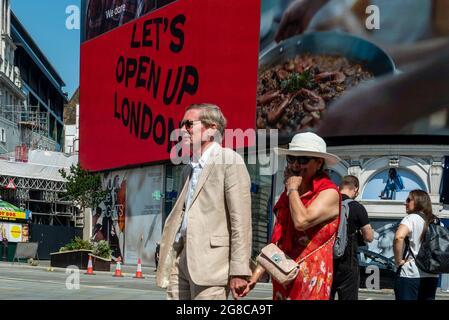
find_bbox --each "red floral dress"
[271,174,340,300]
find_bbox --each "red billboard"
[80,0,260,171]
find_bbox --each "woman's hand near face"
[286,175,303,191]
[284,167,303,189]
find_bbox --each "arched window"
[362,168,426,201]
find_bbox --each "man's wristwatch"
[287,188,298,197]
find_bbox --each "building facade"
[0,0,26,155]
[11,9,67,152]
[0,1,67,156]
[0,1,83,259]
[64,89,79,155]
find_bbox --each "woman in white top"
[393,189,439,300]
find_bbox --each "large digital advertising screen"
[81,0,449,171]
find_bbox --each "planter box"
[89,254,111,272]
[50,250,112,271]
[50,250,93,269]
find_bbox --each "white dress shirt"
[175,142,220,243]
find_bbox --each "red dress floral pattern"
[271,174,340,300]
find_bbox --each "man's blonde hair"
[186,103,227,135]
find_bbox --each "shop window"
[362,168,426,201]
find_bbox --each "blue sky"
[12,0,80,98]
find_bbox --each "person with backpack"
[331,175,373,300]
[393,189,439,300]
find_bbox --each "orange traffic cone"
[113,257,124,277]
[133,258,145,279]
[85,255,95,275]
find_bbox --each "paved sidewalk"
[0,260,158,278]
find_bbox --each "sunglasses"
[286,155,317,165]
[406,197,413,203]
[180,119,201,129]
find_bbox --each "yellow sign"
[0,210,26,221]
[10,225,21,239]
[0,223,23,242]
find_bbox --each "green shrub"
[59,237,112,259]
[59,237,93,252]
[92,240,112,259]
[59,237,112,260]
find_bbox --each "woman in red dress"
[242,132,341,300]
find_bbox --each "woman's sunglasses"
[286,155,316,165]
[406,197,413,203]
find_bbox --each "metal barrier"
[13,242,39,263]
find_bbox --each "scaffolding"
[0,104,82,227]
[0,175,84,228]
[0,104,49,149]
[0,175,65,192]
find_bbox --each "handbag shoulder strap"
[397,236,414,274]
[404,236,415,260]
[295,234,336,264]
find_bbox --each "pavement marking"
[0,275,163,294]
[0,276,64,286]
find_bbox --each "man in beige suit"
[156,103,252,300]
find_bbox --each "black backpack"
[406,213,449,274]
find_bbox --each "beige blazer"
[156,145,252,287]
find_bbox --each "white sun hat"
[275,132,341,165]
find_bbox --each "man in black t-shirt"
[331,175,374,300]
